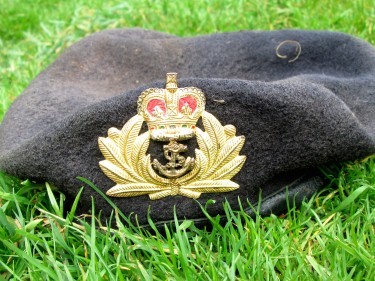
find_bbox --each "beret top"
[0,29,374,225]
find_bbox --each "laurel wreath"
[98,111,246,200]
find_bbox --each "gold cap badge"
[98,73,246,200]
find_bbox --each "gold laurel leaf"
[223,124,236,140]
[178,189,201,199]
[202,111,226,151]
[195,127,215,167]
[195,149,209,180]
[99,160,136,184]
[108,128,121,143]
[106,183,163,197]
[205,135,245,178]
[143,154,169,185]
[180,180,239,193]
[108,191,152,197]
[119,115,144,166]
[210,155,246,180]
[98,137,144,182]
[140,155,157,184]
[177,148,203,184]
[98,137,127,170]
[149,190,171,200]
[183,186,238,193]
[130,132,150,177]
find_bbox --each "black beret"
[0,29,374,226]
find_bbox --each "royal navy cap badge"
[98,73,246,199]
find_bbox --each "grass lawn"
[1,0,374,279]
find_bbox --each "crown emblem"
[98,73,246,200]
[137,73,205,141]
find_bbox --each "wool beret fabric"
[0,29,374,226]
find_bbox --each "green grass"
[0,159,374,280]
[0,0,374,279]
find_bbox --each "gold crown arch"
[98,73,246,200]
